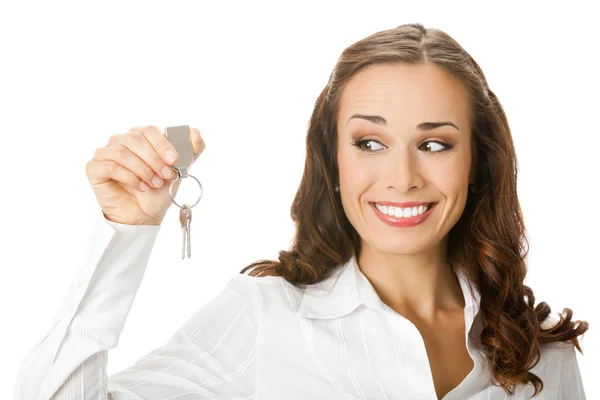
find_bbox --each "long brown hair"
[240,23,588,396]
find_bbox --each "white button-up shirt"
[13,211,586,399]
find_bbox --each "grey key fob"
[165,125,194,178]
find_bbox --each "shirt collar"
[296,253,481,329]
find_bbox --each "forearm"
[13,211,161,400]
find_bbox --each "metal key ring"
[168,173,203,209]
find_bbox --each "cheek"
[337,152,372,220]
[436,155,471,218]
[338,149,364,185]
[433,149,472,189]
[338,147,384,185]
[434,167,469,193]
[339,159,379,204]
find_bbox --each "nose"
[385,147,424,192]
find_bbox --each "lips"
[370,201,437,227]
[372,201,434,208]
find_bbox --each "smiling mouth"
[370,202,436,218]
[370,202,438,227]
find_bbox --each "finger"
[95,144,165,189]
[86,158,150,192]
[131,125,181,167]
[113,126,177,181]
[190,127,206,162]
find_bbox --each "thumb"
[190,127,206,162]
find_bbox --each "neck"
[357,238,465,323]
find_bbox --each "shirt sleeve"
[558,343,587,399]
[12,210,260,400]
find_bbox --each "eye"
[350,139,385,152]
[420,140,452,153]
[351,139,452,154]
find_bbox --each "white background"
[1,1,597,398]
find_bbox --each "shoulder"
[536,315,583,376]
[539,313,582,352]
[512,314,582,377]
[538,313,580,354]
[540,312,561,330]
[225,272,302,293]
[224,273,306,310]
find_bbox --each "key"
[165,125,202,260]
[180,204,191,259]
[165,126,194,179]
[185,204,192,258]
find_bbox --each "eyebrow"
[347,113,460,131]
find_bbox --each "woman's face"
[336,63,473,256]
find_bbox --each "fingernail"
[152,176,163,187]
[162,165,174,179]
[165,150,177,163]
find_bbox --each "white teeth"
[375,203,431,218]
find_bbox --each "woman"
[14,23,588,399]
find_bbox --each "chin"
[365,236,435,256]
